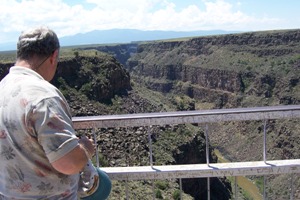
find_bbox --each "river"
[214,149,263,200]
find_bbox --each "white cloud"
[0,0,291,43]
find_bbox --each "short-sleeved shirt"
[0,66,79,199]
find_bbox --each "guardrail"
[72,105,300,199]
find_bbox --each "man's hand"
[78,135,96,159]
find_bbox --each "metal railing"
[72,105,300,199]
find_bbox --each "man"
[0,27,109,199]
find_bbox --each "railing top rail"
[73,105,300,129]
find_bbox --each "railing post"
[263,120,267,199]
[207,177,210,200]
[92,127,99,168]
[263,175,267,200]
[125,180,129,200]
[263,120,267,163]
[152,180,155,200]
[290,173,294,200]
[205,124,210,200]
[147,126,154,167]
[234,176,238,199]
[205,124,210,165]
[180,178,183,200]
[148,126,155,200]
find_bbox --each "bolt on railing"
[73,105,300,199]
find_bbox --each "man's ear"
[50,49,59,64]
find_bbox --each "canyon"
[1,29,299,199]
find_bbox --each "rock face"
[52,55,132,102]
[124,29,300,108]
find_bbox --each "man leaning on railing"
[0,26,111,200]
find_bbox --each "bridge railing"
[72,105,300,199]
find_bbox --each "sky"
[0,0,300,45]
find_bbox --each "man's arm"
[30,98,95,175]
[51,136,95,175]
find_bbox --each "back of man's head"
[17,26,60,61]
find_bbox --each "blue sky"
[1,0,300,45]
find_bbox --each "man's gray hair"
[17,26,60,60]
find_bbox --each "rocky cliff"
[125,29,300,109]
[54,55,131,102]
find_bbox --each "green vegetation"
[241,189,254,200]
[172,190,181,200]
[155,189,163,199]
[0,50,15,63]
[255,176,264,194]
[155,180,169,190]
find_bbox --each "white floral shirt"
[0,66,79,199]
